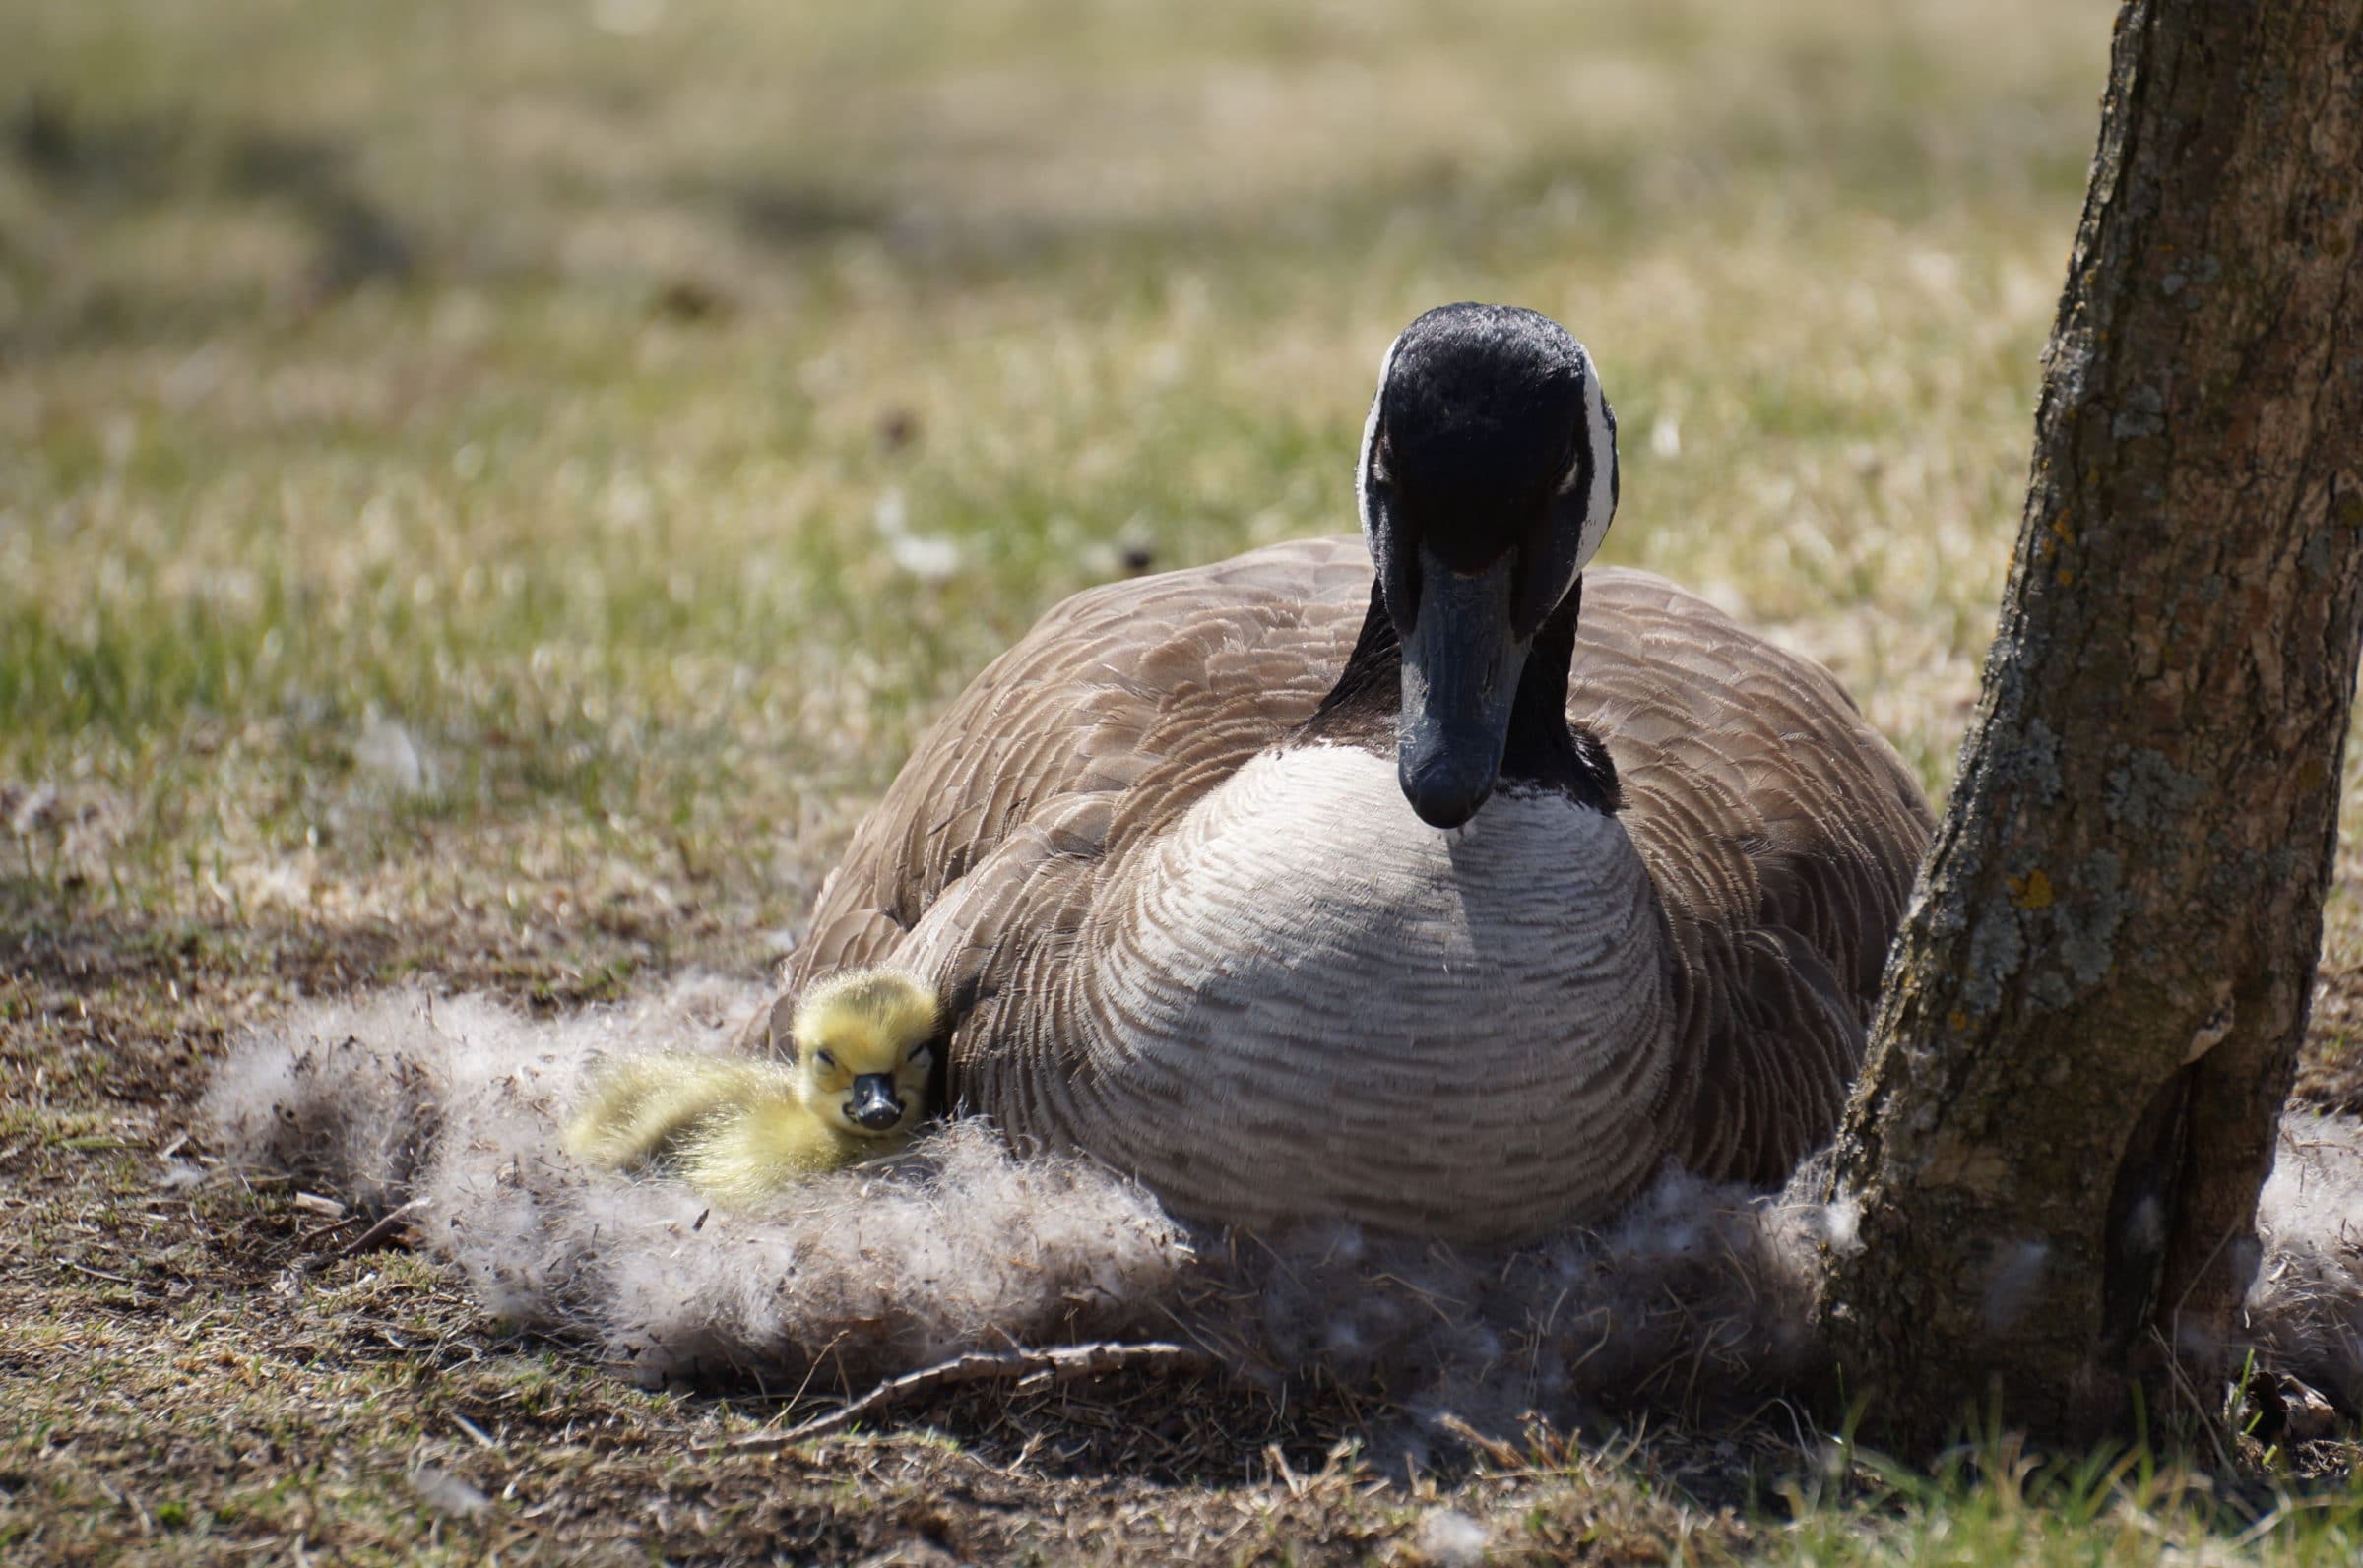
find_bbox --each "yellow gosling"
[563,968,944,1209]
[561,1053,797,1171]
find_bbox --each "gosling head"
[1357,303,1620,828]
[788,967,944,1138]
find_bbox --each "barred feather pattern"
[763,537,1935,1239]
[938,749,1679,1241]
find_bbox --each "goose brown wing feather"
[1572,568,1934,1182]
[783,536,1373,998]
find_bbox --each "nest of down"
[201,977,2363,1431]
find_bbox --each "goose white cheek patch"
[1356,331,1403,547]
[1570,345,1618,572]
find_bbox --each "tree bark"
[1814,0,2363,1449]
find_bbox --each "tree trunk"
[1814,0,2363,1449]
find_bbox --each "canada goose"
[568,968,941,1206]
[744,303,1934,1244]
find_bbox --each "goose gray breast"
[754,305,1935,1241]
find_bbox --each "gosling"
[562,968,944,1208]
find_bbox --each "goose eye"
[814,1049,837,1070]
[907,1041,935,1065]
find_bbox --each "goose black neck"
[1301,576,1621,814]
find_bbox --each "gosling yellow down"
[564,969,943,1208]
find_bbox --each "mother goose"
[751,303,1934,1244]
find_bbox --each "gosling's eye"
[814,1049,837,1070]
[907,1041,935,1066]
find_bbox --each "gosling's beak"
[846,1073,905,1133]
[1397,547,1528,829]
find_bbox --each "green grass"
[1778,1458,2363,1567]
[4,0,2359,1560]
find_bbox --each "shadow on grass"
[11,92,414,293]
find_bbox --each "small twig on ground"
[57,1256,140,1287]
[333,1199,428,1260]
[452,1412,501,1452]
[710,1342,1217,1453]
[1434,1412,1524,1469]
[1265,1443,1305,1497]
[297,1211,368,1247]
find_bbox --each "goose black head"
[1358,303,1620,828]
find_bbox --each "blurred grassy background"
[12,2,2363,1561]
[3,0,2104,959]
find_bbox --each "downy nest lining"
[203,979,2363,1423]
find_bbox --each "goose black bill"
[1397,549,1527,830]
